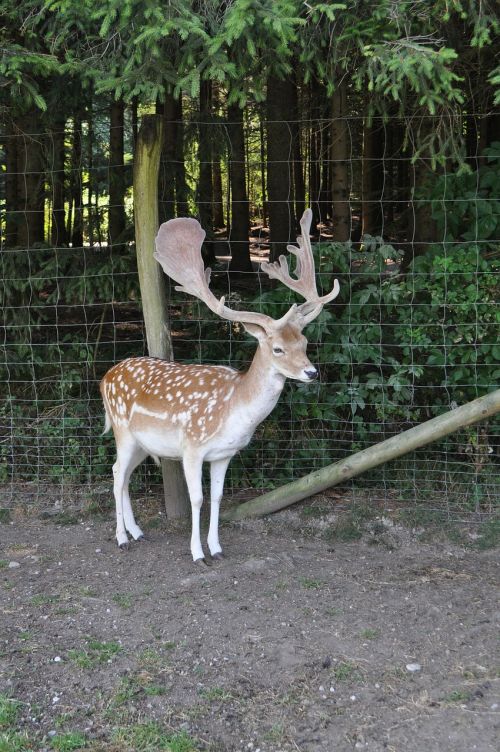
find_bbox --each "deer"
[100,208,339,566]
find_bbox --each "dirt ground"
[0,501,499,752]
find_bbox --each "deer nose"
[305,368,318,380]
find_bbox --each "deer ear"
[242,322,268,342]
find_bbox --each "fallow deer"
[100,208,339,565]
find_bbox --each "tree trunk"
[158,93,177,223]
[212,159,224,228]
[108,98,126,247]
[134,114,190,519]
[49,113,67,247]
[4,122,19,247]
[70,109,84,248]
[174,96,189,216]
[227,101,252,273]
[198,80,215,263]
[291,76,305,224]
[259,115,267,226]
[330,78,350,242]
[403,117,437,270]
[361,118,385,237]
[266,74,295,262]
[16,110,45,248]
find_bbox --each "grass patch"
[0,561,8,570]
[68,639,122,669]
[0,695,20,730]
[324,504,376,542]
[112,593,133,609]
[475,516,500,549]
[299,577,325,590]
[0,510,12,523]
[332,661,362,682]
[359,628,380,640]
[112,723,199,751]
[0,731,35,752]
[198,686,232,702]
[30,594,60,607]
[445,689,472,703]
[50,732,87,750]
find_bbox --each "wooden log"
[134,115,190,518]
[222,389,500,521]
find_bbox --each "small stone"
[406,663,421,673]
[8,561,20,569]
[95,548,102,553]
[330,686,335,693]
[319,685,325,692]
[53,656,62,663]
[52,696,60,704]
[491,703,498,710]
[48,730,57,738]
[350,695,356,701]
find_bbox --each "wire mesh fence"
[1,109,499,526]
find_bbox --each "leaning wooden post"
[134,114,190,518]
[222,389,500,521]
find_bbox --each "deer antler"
[261,209,340,328]
[154,218,285,333]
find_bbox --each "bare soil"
[1,502,499,752]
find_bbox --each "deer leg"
[208,458,230,558]
[113,441,146,549]
[182,450,206,563]
[122,450,148,541]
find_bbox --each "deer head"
[154,208,340,382]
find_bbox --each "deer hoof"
[119,541,130,551]
[212,552,224,561]
[137,534,148,542]
[194,557,211,568]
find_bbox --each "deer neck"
[236,345,285,422]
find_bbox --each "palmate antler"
[261,208,340,328]
[154,210,339,332]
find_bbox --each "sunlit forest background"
[1,1,499,520]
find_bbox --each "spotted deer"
[100,208,339,565]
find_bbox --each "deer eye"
[273,347,284,355]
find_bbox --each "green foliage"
[0,695,20,730]
[112,723,199,752]
[50,732,87,751]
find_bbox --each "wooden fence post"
[221,389,500,521]
[134,114,190,518]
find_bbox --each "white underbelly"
[133,428,183,460]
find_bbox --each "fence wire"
[1,112,499,527]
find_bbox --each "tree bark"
[291,76,305,224]
[403,117,437,270]
[49,113,67,247]
[198,80,215,262]
[266,74,295,262]
[70,108,84,248]
[16,110,45,248]
[361,118,385,237]
[158,93,177,223]
[330,78,350,242]
[108,98,126,247]
[213,158,224,228]
[134,114,190,519]
[227,101,252,273]
[174,96,189,216]
[4,122,19,247]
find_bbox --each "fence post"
[133,114,190,518]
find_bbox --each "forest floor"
[0,496,499,752]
